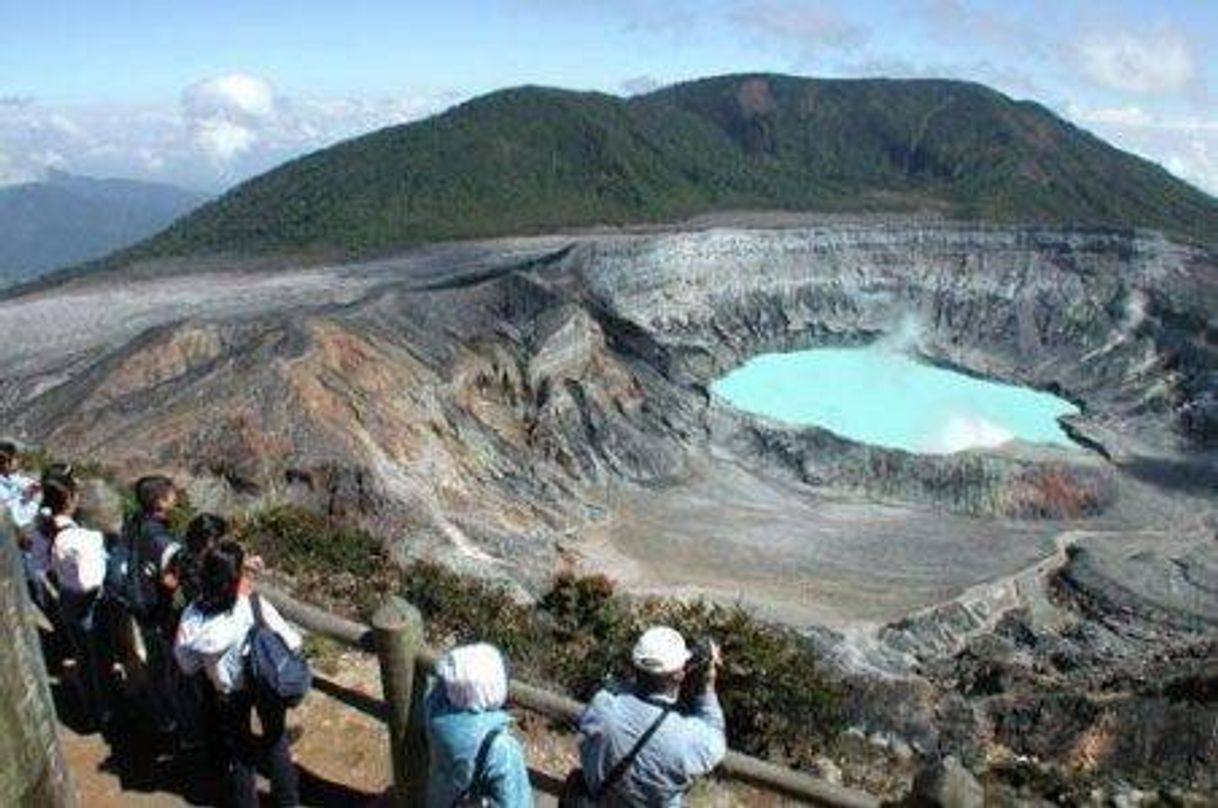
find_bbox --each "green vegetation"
[125,74,1218,263]
[406,561,845,763]
[15,448,113,484]
[18,451,844,763]
[240,504,846,764]
[234,505,397,613]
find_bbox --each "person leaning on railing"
[569,626,727,807]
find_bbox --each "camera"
[680,637,717,704]
[686,637,716,673]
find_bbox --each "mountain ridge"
[0,171,207,287]
[113,74,1218,263]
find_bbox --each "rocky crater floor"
[2,217,1216,800]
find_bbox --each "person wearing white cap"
[425,642,533,807]
[570,626,726,806]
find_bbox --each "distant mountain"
[129,74,1218,261]
[0,172,207,286]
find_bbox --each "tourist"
[19,466,60,618]
[425,642,533,807]
[180,513,228,605]
[573,626,726,806]
[174,512,231,754]
[174,539,302,807]
[119,474,184,736]
[45,467,112,728]
[0,440,40,530]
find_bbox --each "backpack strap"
[455,726,504,806]
[250,591,267,627]
[123,519,142,589]
[594,704,671,800]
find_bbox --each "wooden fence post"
[372,596,427,807]
[0,516,76,806]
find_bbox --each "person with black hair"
[120,474,183,737]
[174,540,302,807]
[174,512,230,755]
[180,513,228,604]
[43,467,112,729]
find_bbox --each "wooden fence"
[261,583,879,807]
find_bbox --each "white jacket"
[51,517,107,593]
[0,472,39,528]
[174,592,303,694]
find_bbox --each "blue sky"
[2,0,1215,194]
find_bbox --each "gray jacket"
[578,686,726,807]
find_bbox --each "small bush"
[401,560,548,674]
[235,504,395,611]
[637,598,846,765]
[400,561,845,764]
[537,572,637,696]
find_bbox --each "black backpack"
[102,519,158,622]
[245,592,312,707]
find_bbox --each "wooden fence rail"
[261,583,879,808]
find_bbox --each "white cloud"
[0,76,449,190]
[1079,105,1153,126]
[182,74,275,165]
[193,119,258,164]
[915,0,1035,52]
[728,0,869,59]
[1075,26,1196,95]
[183,74,277,121]
[1071,105,1218,196]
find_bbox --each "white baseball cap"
[632,626,691,674]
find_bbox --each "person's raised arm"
[681,642,727,776]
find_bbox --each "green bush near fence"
[17,460,844,762]
[234,505,397,613]
[228,505,847,763]
[400,560,847,765]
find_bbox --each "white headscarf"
[437,643,508,712]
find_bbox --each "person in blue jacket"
[577,626,727,806]
[425,642,533,807]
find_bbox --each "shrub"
[400,560,547,671]
[637,598,846,764]
[399,561,845,763]
[234,504,395,611]
[538,572,637,696]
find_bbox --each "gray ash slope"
[2,218,1216,798]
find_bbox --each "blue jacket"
[425,687,533,807]
[578,686,726,807]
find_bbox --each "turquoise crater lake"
[711,345,1080,454]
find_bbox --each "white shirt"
[51,516,107,594]
[174,593,303,694]
[0,472,39,528]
